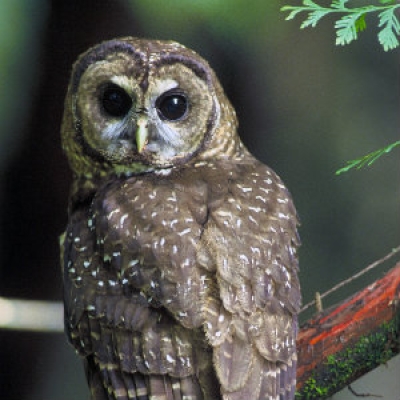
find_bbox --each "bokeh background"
[0,1,398,399]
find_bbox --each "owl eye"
[101,84,132,117]
[156,91,188,121]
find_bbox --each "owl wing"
[199,160,301,400]
[62,178,220,400]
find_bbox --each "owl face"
[63,38,240,177]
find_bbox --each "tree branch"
[296,263,400,399]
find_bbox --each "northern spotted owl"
[61,37,300,400]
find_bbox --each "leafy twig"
[281,0,400,51]
[335,141,400,175]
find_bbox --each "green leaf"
[301,9,331,28]
[378,8,400,51]
[331,0,349,9]
[335,13,363,45]
[335,141,400,175]
[281,7,308,21]
[303,0,320,7]
[355,13,367,32]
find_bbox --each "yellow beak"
[136,117,148,153]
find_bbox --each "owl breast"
[63,159,299,380]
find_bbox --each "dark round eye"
[156,92,188,121]
[101,84,132,117]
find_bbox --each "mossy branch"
[296,262,400,399]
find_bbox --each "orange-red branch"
[296,263,400,397]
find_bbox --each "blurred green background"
[0,0,398,399]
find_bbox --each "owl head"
[61,37,243,180]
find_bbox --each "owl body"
[61,38,300,400]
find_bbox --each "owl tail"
[85,355,217,400]
[215,334,297,400]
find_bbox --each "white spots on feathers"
[166,354,175,365]
[119,213,129,226]
[250,246,261,256]
[107,208,120,220]
[236,184,252,193]
[228,197,243,212]
[239,254,249,264]
[178,311,187,318]
[264,178,273,185]
[266,282,274,295]
[167,191,177,202]
[128,259,139,267]
[154,168,173,176]
[259,187,272,195]
[128,195,140,204]
[182,258,191,267]
[215,210,231,218]
[255,195,267,203]
[277,197,289,204]
[248,215,259,225]
[148,190,158,200]
[278,212,290,221]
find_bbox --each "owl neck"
[67,175,100,214]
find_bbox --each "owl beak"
[135,117,148,153]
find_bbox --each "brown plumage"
[61,37,300,400]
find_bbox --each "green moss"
[296,315,400,399]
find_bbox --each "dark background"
[0,1,398,399]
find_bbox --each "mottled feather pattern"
[61,37,300,400]
[63,160,299,400]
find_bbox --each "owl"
[61,37,300,400]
